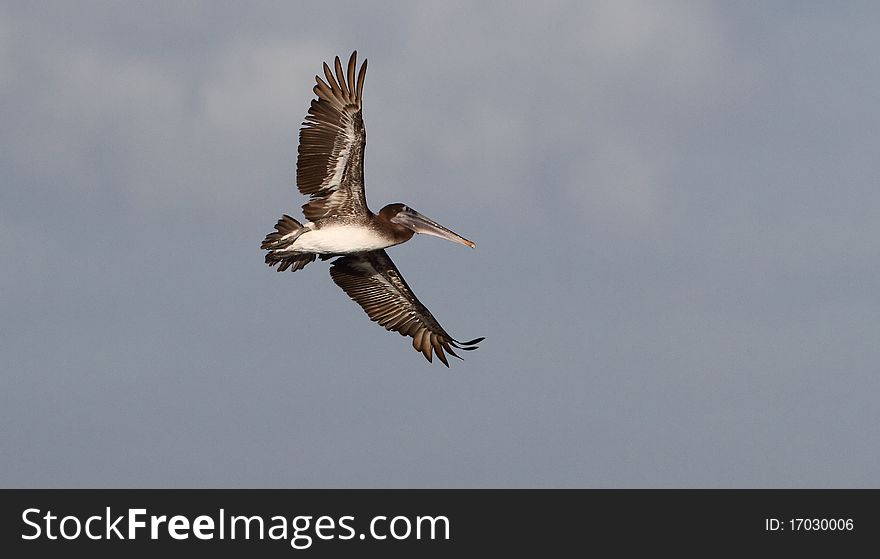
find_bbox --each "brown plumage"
[330,250,483,366]
[262,52,483,366]
[297,52,368,221]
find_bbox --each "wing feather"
[297,51,369,220]
[329,250,483,366]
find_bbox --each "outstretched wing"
[329,250,483,366]
[297,51,369,220]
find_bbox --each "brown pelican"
[261,51,483,366]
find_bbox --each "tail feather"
[262,215,315,272]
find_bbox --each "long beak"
[392,209,476,248]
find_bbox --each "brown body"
[261,52,482,365]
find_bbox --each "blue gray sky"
[2,1,878,488]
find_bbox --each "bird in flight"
[261,51,483,366]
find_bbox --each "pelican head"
[379,203,476,248]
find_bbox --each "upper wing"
[329,250,483,366]
[297,51,369,221]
